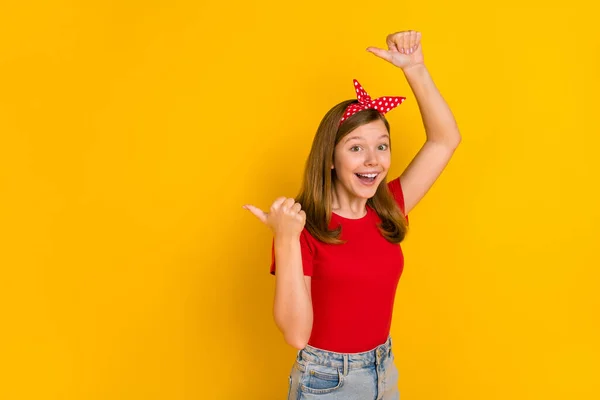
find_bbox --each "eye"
[350,146,361,152]
[379,144,389,150]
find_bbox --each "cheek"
[344,157,363,172]
[380,152,392,167]
[334,152,356,170]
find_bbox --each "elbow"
[454,134,462,147]
[284,333,309,350]
[439,127,462,149]
[444,136,461,153]
[276,318,311,349]
[450,130,462,148]
[444,135,461,150]
[273,309,312,350]
[273,301,313,350]
[274,315,311,349]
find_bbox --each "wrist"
[402,63,426,76]
[274,233,301,244]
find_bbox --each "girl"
[244,30,461,400]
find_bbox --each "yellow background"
[1,1,598,399]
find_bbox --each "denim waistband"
[297,336,393,370]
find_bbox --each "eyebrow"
[344,134,390,144]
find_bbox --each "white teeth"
[357,173,378,178]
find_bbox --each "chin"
[353,184,380,199]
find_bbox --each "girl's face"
[332,119,391,200]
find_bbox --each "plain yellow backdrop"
[1,1,598,399]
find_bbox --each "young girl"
[244,30,461,400]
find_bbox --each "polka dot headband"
[340,79,406,125]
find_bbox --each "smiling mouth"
[355,173,379,183]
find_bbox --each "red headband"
[340,79,406,125]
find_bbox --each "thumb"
[366,46,393,63]
[243,204,268,224]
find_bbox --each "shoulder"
[387,176,406,214]
[299,226,318,253]
[387,176,402,193]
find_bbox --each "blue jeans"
[288,336,400,400]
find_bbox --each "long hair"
[295,99,408,245]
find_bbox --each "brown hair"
[295,99,408,245]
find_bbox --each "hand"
[366,30,424,71]
[243,197,306,239]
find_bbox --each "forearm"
[403,64,461,147]
[272,235,313,349]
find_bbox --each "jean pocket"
[300,367,344,395]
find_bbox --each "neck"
[331,179,369,218]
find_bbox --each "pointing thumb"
[366,47,393,63]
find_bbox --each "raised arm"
[368,30,462,214]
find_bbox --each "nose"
[364,149,378,166]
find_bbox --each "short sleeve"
[387,177,409,225]
[270,230,314,276]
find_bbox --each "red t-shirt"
[270,177,409,353]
